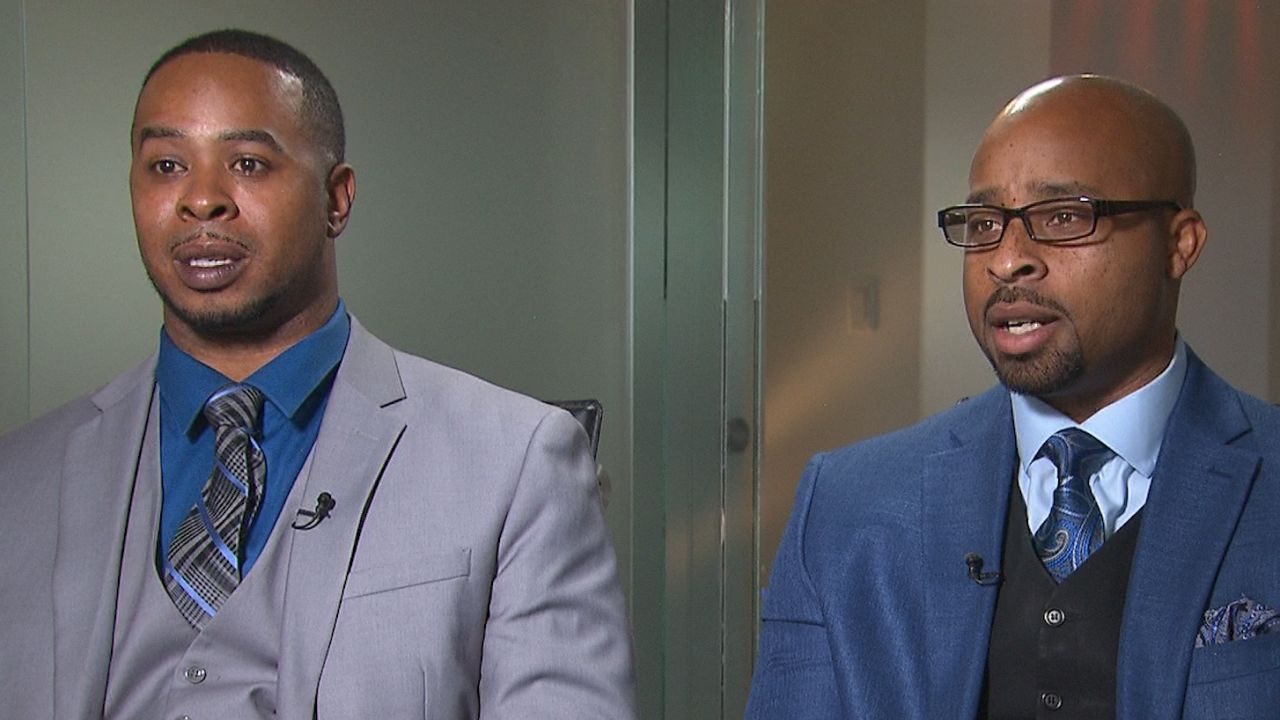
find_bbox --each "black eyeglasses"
[937,196,1182,248]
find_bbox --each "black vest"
[981,484,1143,719]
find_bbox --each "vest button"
[1044,607,1066,626]
[184,666,207,684]
[1041,692,1063,710]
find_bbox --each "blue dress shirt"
[155,301,350,574]
[1011,338,1188,538]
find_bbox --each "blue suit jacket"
[746,350,1280,719]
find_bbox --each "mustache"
[167,229,250,252]
[983,285,1069,318]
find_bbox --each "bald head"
[960,74,1209,422]
[977,75,1196,207]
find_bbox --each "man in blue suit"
[746,75,1280,719]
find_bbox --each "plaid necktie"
[164,384,267,628]
[1032,428,1113,583]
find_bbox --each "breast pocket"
[342,547,471,599]
[1183,633,1280,719]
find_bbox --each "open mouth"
[188,257,237,269]
[1003,320,1043,335]
[171,237,250,291]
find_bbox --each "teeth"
[1006,321,1042,335]
[189,258,233,268]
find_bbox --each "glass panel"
[723,0,766,716]
[0,0,27,434]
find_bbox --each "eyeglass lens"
[945,199,1096,246]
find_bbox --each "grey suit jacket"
[0,317,637,719]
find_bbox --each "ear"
[1166,208,1206,280]
[324,163,356,238]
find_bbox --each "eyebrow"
[134,126,284,153]
[136,126,184,144]
[217,128,284,152]
[966,181,1102,205]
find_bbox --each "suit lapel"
[1117,355,1258,719]
[922,389,1018,716]
[276,319,407,718]
[52,358,157,718]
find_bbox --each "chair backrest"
[544,399,604,459]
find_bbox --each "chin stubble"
[980,285,1083,396]
[145,264,289,337]
[987,343,1084,396]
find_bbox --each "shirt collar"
[1010,337,1187,475]
[156,300,351,436]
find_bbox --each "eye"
[966,214,1002,237]
[1042,205,1088,228]
[151,159,183,175]
[233,157,266,175]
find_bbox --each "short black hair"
[143,29,345,165]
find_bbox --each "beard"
[157,288,286,336]
[984,342,1084,397]
[143,229,331,339]
[145,262,292,338]
[978,285,1084,397]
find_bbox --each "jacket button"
[1041,692,1063,710]
[1044,608,1066,626]
[184,666,207,684]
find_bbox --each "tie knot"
[1037,427,1113,481]
[203,384,265,432]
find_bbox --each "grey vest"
[103,399,314,719]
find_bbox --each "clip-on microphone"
[964,552,1003,586]
[292,492,336,530]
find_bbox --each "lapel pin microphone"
[292,492,335,530]
[964,552,1003,586]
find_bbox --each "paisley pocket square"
[1195,596,1280,648]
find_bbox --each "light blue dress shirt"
[1011,338,1187,538]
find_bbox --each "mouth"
[988,315,1058,357]
[170,234,250,291]
[188,256,237,269]
[1001,319,1045,335]
[983,290,1067,356]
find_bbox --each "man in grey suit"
[0,29,636,719]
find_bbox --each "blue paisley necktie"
[164,384,267,628]
[1032,428,1113,583]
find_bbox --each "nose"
[177,170,237,222]
[985,215,1047,284]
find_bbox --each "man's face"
[962,101,1183,420]
[130,52,350,343]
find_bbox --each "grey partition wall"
[10,4,633,553]
[0,0,28,432]
[7,0,638,674]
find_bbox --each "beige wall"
[919,1,1052,416]
[920,1,1280,412]
[762,0,1280,588]
[1048,2,1280,401]
[762,0,927,581]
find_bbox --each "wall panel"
[17,0,633,628]
[0,0,28,434]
